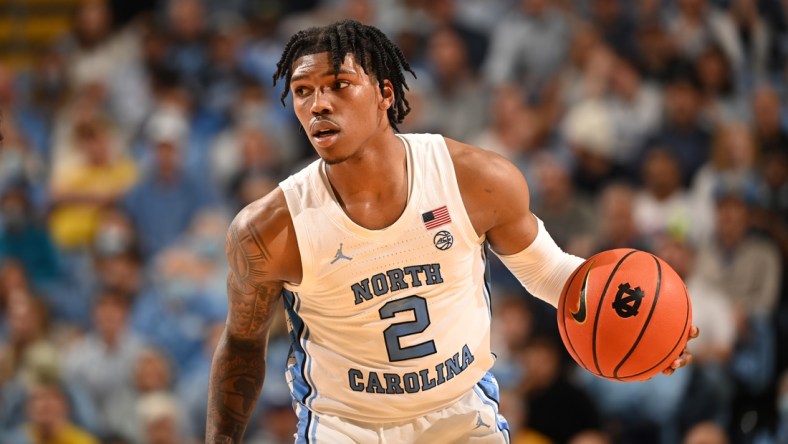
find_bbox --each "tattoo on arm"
[206,222,283,443]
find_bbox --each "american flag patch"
[422,206,451,229]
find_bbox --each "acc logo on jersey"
[433,231,453,250]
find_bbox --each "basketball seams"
[618,281,691,380]
[612,255,662,379]
[591,249,638,376]
[558,260,592,373]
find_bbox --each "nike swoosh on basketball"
[571,264,593,323]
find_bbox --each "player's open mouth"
[312,129,339,147]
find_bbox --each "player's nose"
[310,89,333,116]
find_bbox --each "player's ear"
[379,79,394,111]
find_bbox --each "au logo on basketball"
[612,283,644,318]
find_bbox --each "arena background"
[0,0,786,443]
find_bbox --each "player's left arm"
[445,137,698,374]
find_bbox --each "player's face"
[289,52,394,164]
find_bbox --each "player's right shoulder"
[226,187,302,284]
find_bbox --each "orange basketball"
[557,248,693,381]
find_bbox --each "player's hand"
[662,325,699,376]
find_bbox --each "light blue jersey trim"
[284,289,320,444]
[282,290,317,409]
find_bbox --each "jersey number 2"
[379,295,437,362]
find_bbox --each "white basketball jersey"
[279,133,495,423]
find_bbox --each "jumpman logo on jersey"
[473,412,491,430]
[331,243,353,264]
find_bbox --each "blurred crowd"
[0,0,786,443]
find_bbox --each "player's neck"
[324,130,406,196]
[324,131,409,230]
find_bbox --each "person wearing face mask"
[130,246,226,373]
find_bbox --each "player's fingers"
[682,350,694,367]
[663,346,693,375]
[689,325,700,339]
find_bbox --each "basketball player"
[206,20,698,443]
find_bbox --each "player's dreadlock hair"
[273,19,416,131]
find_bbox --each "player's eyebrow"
[291,67,357,83]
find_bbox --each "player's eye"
[333,80,349,90]
[293,86,310,97]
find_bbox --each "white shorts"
[292,372,510,443]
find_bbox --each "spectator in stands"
[0,64,51,158]
[644,73,711,185]
[175,321,223,440]
[130,245,225,370]
[751,85,787,156]
[519,337,601,443]
[123,108,217,259]
[632,21,688,86]
[693,45,749,125]
[564,100,627,196]
[470,84,529,160]
[695,187,781,316]
[484,0,571,91]
[587,0,636,61]
[607,55,663,168]
[211,125,283,201]
[490,293,536,390]
[728,0,775,82]
[103,346,191,443]
[57,0,115,87]
[0,294,99,434]
[48,119,137,251]
[163,0,210,98]
[246,399,299,444]
[656,235,735,427]
[696,187,778,412]
[592,183,650,252]
[424,0,488,72]
[530,152,596,256]
[421,27,488,141]
[197,24,246,133]
[556,35,616,107]
[757,149,788,254]
[177,209,230,299]
[691,121,761,243]
[87,207,145,299]
[227,171,278,214]
[496,389,554,444]
[61,289,144,434]
[0,295,52,391]
[2,379,99,444]
[0,184,60,290]
[633,148,696,241]
[666,0,741,68]
[137,392,192,444]
[0,123,46,198]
